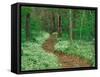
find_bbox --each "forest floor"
[42,35,91,68]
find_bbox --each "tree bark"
[50,12,55,33]
[80,11,85,41]
[57,14,62,37]
[26,13,30,41]
[69,9,73,42]
[72,10,76,39]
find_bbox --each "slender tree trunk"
[89,11,94,40]
[50,13,53,33]
[26,13,30,41]
[42,10,48,32]
[53,14,55,32]
[72,10,76,39]
[69,9,73,42]
[80,11,85,41]
[50,12,55,33]
[57,14,62,37]
[47,12,51,33]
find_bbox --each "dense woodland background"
[21,6,96,71]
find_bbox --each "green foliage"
[21,7,32,27]
[55,40,70,51]
[21,42,60,71]
[31,31,50,44]
[21,6,96,70]
[55,40,95,66]
[21,31,60,71]
[21,6,32,16]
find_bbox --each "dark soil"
[42,35,91,68]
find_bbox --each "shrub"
[37,31,49,43]
[54,40,95,66]
[55,40,70,52]
[21,42,60,71]
[31,31,50,45]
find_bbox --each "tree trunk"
[80,11,85,41]
[50,12,55,33]
[57,14,62,37]
[72,10,76,39]
[69,9,73,42]
[26,13,30,41]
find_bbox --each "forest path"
[42,35,91,68]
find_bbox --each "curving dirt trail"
[42,35,91,68]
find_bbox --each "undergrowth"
[55,39,95,66]
[21,32,60,71]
